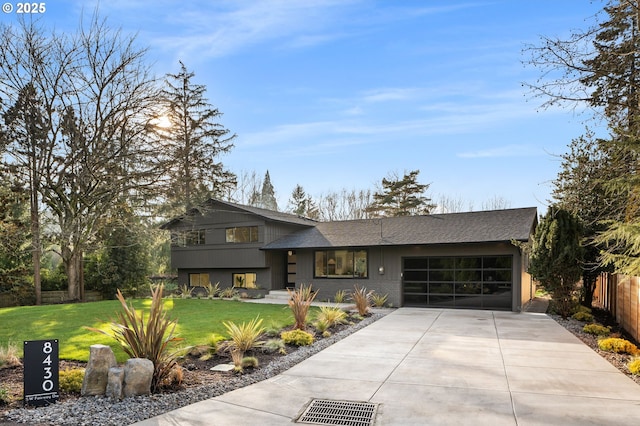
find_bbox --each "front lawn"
[0,299,307,362]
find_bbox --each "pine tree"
[366,170,434,217]
[528,207,584,317]
[156,61,236,213]
[259,171,278,211]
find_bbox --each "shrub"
[334,289,348,303]
[178,284,192,299]
[205,282,220,299]
[86,284,183,393]
[0,342,21,369]
[351,285,373,316]
[241,356,259,369]
[316,306,348,328]
[628,358,640,375]
[287,284,317,330]
[221,317,265,370]
[207,333,226,351]
[263,338,286,354]
[219,287,237,298]
[263,321,283,337]
[314,318,330,333]
[583,323,611,336]
[370,292,388,308]
[574,305,592,314]
[59,368,85,393]
[598,338,639,355]
[222,317,265,353]
[281,329,314,346]
[571,311,594,322]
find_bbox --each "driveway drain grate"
[296,399,378,426]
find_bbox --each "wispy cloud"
[457,144,542,158]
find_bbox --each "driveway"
[134,308,640,425]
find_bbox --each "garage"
[402,255,513,310]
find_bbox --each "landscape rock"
[106,366,124,400]
[81,344,117,396]
[123,358,154,397]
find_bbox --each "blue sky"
[1,1,607,213]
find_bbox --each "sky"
[1,1,608,214]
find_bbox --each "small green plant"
[370,292,388,308]
[205,282,220,299]
[628,358,640,375]
[86,284,183,393]
[583,323,611,336]
[571,311,594,322]
[241,356,259,369]
[314,318,330,333]
[263,338,286,354]
[219,287,238,298]
[0,386,10,406]
[263,321,283,337]
[0,342,21,369]
[207,333,226,351]
[316,306,347,328]
[322,330,331,338]
[334,289,348,303]
[574,305,592,314]
[281,329,315,346]
[179,284,192,299]
[221,317,265,370]
[59,368,85,393]
[598,337,639,355]
[287,283,317,330]
[351,285,373,316]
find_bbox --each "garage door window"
[403,256,512,310]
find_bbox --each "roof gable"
[161,198,317,229]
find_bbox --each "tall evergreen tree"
[287,184,318,218]
[528,206,584,318]
[526,0,640,276]
[366,170,434,217]
[258,170,278,211]
[156,61,236,214]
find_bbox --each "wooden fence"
[0,290,103,308]
[593,273,640,343]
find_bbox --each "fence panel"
[597,273,640,344]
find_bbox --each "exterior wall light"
[378,266,385,275]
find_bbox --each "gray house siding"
[291,242,525,310]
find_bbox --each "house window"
[189,273,210,287]
[233,273,257,288]
[314,250,368,278]
[225,226,258,243]
[171,230,206,247]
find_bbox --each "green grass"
[0,299,309,362]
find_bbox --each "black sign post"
[23,339,59,406]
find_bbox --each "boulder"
[106,367,124,400]
[81,344,117,396]
[123,358,154,397]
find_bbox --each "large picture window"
[315,249,367,278]
[226,226,258,243]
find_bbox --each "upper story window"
[171,229,205,247]
[314,249,368,278]
[226,226,258,243]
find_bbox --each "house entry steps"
[296,399,378,426]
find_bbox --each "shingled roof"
[161,198,317,229]
[262,207,537,250]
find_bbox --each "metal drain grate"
[297,399,378,426]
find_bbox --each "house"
[161,198,538,311]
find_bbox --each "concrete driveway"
[134,308,640,425]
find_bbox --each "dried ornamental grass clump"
[597,337,639,355]
[583,323,611,336]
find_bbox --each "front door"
[286,251,296,289]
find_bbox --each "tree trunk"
[63,247,83,300]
